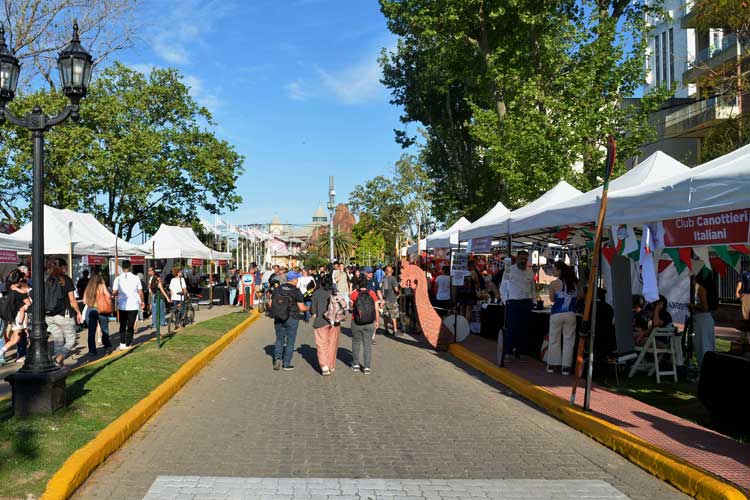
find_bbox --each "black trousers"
[119,309,138,346]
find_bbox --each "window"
[662,31,668,88]
[669,28,675,87]
[655,35,661,86]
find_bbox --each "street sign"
[82,255,106,265]
[661,208,750,248]
[0,250,19,264]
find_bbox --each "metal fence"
[718,255,749,303]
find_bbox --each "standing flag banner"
[571,137,616,408]
[640,225,659,302]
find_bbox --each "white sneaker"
[321,366,330,376]
[118,343,128,350]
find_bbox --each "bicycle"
[167,293,195,334]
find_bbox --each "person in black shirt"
[46,258,83,366]
[271,271,309,371]
[76,270,90,300]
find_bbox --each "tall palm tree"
[315,230,353,262]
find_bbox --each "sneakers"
[118,343,128,351]
[546,365,554,374]
[273,359,282,371]
[561,367,571,376]
[363,367,371,375]
[351,364,360,372]
[15,356,25,364]
[321,366,331,376]
[282,365,295,371]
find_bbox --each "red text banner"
[662,208,750,248]
[189,258,204,266]
[82,255,107,265]
[129,255,146,265]
[0,250,19,264]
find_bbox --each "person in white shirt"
[434,266,453,317]
[112,260,144,350]
[169,268,188,325]
[500,251,535,361]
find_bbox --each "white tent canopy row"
[426,217,473,249]
[506,151,690,237]
[406,238,426,256]
[459,181,582,242]
[4,206,148,256]
[0,233,31,252]
[139,224,231,260]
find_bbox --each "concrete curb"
[40,311,261,500]
[448,343,748,500]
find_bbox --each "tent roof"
[140,224,230,260]
[508,151,689,235]
[0,233,31,252]
[426,217,472,249]
[460,181,581,241]
[458,202,511,241]
[6,206,147,256]
[407,238,426,256]
[605,143,750,224]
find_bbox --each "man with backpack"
[349,276,379,374]
[45,258,83,366]
[271,271,309,371]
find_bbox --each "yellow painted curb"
[449,343,748,500]
[40,311,261,500]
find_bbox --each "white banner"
[468,237,492,254]
[658,263,690,325]
[451,249,469,281]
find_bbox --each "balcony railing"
[690,34,737,67]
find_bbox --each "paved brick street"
[72,317,688,500]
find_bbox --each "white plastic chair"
[628,326,678,383]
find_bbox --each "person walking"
[434,265,453,317]
[333,262,350,297]
[349,276,379,374]
[227,267,240,306]
[112,260,144,350]
[500,250,535,362]
[693,271,717,369]
[271,271,308,371]
[82,272,114,357]
[148,267,170,328]
[310,274,346,375]
[381,265,400,335]
[546,261,578,375]
[45,258,83,366]
[169,268,188,325]
[0,269,31,364]
[736,262,750,321]
[76,269,90,300]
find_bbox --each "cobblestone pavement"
[72,317,688,500]
[143,478,629,500]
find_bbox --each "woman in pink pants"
[310,274,341,376]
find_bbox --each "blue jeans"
[87,308,112,354]
[504,299,532,356]
[151,296,167,327]
[229,288,237,305]
[274,318,299,367]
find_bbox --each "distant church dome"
[312,205,327,223]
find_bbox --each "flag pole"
[570,137,616,407]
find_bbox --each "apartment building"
[641,0,743,165]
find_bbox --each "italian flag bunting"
[612,224,639,261]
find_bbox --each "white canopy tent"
[139,224,231,260]
[506,151,689,236]
[459,181,582,241]
[5,205,147,256]
[605,143,750,225]
[426,217,472,249]
[0,233,31,252]
[457,201,510,242]
[406,238,427,256]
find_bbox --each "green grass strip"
[0,311,249,499]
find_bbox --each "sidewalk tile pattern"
[143,477,630,500]
[460,335,750,490]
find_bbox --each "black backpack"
[44,276,67,316]
[353,291,376,325]
[271,287,293,322]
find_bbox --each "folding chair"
[628,326,678,383]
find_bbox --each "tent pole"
[68,221,73,278]
[584,248,601,411]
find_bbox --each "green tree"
[379,0,670,222]
[312,230,354,263]
[0,63,244,238]
[351,213,387,266]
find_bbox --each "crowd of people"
[263,262,402,375]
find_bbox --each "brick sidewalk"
[459,334,750,492]
[72,318,686,500]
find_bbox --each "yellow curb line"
[449,343,748,500]
[40,311,260,500]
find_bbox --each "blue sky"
[121,0,408,229]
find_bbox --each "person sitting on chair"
[634,295,672,346]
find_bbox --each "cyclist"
[168,268,188,327]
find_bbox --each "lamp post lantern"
[3,21,94,416]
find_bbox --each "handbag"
[95,285,114,314]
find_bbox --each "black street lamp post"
[2,22,93,416]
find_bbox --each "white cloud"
[315,56,384,105]
[284,80,310,101]
[184,74,222,110]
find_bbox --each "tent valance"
[140,224,230,260]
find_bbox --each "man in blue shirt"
[374,265,384,284]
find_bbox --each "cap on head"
[364,266,373,273]
[286,271,301,281]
